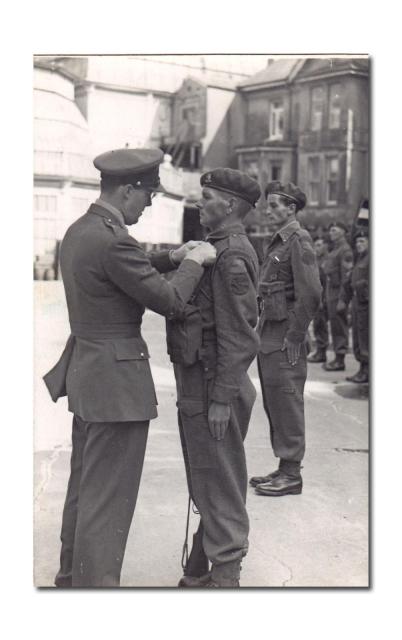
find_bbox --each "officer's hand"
[336,300,347,313]
[208,401,230,440]
[184,242,217,266]
[171,241,203,264]
[281,336,302,366]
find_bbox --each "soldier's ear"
[227,197,236,215]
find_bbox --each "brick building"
[236,57,369,234]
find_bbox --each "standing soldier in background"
[250,182,321,497]
[43,148,216,588]
[322,222,354,372]
[340,229,369,383]
[168,169,261,588]
[308,238,329,364]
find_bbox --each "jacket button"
[204,367,209,372]
[140,353,144,357]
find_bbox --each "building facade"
[236,57,369,234]
[33,56,369,277]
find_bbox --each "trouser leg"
[258,347,307,464]
[175,363,255,576]
[352,299,361,363]
[313,308,329,352]
[55,415,86,587]
[327,296,348,356]
[70,418,149,587]
[356,302,369,365]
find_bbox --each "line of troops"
[43,148,369,589]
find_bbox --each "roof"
[238,59,303,89]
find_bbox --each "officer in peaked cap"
[43,148,216,587]
[171,167,261,587]
[249,181,322,497]
[322,221,354,371]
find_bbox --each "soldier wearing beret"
[322,222,354,371]
[249,181,322,497]
[169,168,261,587]
[340,229,369,383]
[43,148,216,587]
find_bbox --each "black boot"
[249,468,281,488]
[307,350,327,363]
[346,362,369,383]
[178,521,209,587]
[323,355,345,371]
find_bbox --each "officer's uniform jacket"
[44,202,203,422]
[258,219,322,354]
[323,238,354,302]
[190,222,260,405]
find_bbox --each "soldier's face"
[355,237,368,254]
[123,186,153,225]
[265,194,294,230]
[196,188,228,230]
[329,226,345,242]
[314,239,326,257]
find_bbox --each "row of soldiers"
[308,223,369,383]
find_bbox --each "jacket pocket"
[113,337,150,361]
[259,281,288,322]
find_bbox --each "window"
[307,157,321,205]
[326,157,339,204]
[311,86,325,131]
[243,160,259,181]
[269,101,284,140]
[34,195,57,213]
[329,84,342,129]
[271,163,282,181]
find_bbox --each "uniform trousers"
[352,298,369,365]
[258,345,307,463]
[55,415,149,587]
[175,361,256,577]
[327,293,349,356]
[312,305,329,352]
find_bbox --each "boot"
[323,355,345,371]
[178,521,209,586]
[249,468,281,488]
[307,349,327,363]
[346,363,369,383]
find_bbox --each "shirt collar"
[273,219,301,243]
[206,222,246,242]
[95,198,126,227]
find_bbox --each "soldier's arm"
[340,246,354,287]
[339,268,354,306]
[286,237,322,343]
[210,251,260,405]
[102,234,203,320]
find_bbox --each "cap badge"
[204,173,212,184]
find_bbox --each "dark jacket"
[340,250,369,307]
[185,222,260,405]
[257,219,322,354]
[44,203,203,422]
[324,238,354,301]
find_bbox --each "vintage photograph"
[33,54,369,588]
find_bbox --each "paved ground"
[34,282,369,588]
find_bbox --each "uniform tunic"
[172,222,259,575]
[257,219,321,463]
[44,202,204,587]
[323,238,354,357]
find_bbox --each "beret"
[200,168,261,207]
[329,221,349,233]
[265,181,307,210]
[94,148,164,190]
[354,227,369,239]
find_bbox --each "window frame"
[307,155,321,206]
[325,155,340,205]
[310,85,325,132]
[269,100,284,141]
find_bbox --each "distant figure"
[340,229,369,383]
[322,222,354,371]
[308,238,329,363]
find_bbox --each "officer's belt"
[70,322,142,340]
